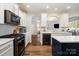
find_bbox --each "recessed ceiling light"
[54,8,58,11]
[67,6,71,9]
[46,5,49,9]
[26,5,30,8]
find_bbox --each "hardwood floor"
[24,35,52,56]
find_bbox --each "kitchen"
[0,3,79,56]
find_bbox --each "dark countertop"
[0,34,24,38]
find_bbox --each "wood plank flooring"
[24,35,52,56]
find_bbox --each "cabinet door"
[13,4,19,15]
[41,13,47,27]
[4,4,12,12]
[4,4,19,15]
[0,4,4,24]
[19,9,26,26]
[43,34,51,45]
[52,38,62,56]
[19,9,23,26]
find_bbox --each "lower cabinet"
[0,41,13,56]
[42,33,51,45]
[52,38,62,56]
[62,43,79,56]
[1,47,13,56]
[52,38,79,56]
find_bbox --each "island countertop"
[52,35,79,43]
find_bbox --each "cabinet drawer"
[0,47,13,56]
[0,41,13,55]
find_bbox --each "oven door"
[17,38,25,56]
[14,37,25,56]
[11,15,20,25]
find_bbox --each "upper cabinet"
[19,9,27,26]
[13,4,19,15]
[4,4,19,15]
[4,4,15,12]
[41,13,48,27]
[0,4,5,24]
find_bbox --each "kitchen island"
[40,31,79,56]
[40,31,72,45]
[52,35,79,56]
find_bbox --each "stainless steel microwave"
[4,10,20,25]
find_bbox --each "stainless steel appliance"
[4,10,20,25]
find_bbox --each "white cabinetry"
[0,40,13,56]
[19,9,26,26]
[4,3,19,15]
[0,4,5,24]
[13,4,19,15]
[41,13,48,27]
[4,4,14,12]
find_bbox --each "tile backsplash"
[0,24,15,36]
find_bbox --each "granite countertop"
[52,35,79,43]
[0,38,14,46]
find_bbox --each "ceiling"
[24,3,79,14]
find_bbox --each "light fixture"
[26,5,30,8]
[67,6,71,9]
[54,8,58,11]
[46,5,49,9]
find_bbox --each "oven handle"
[18,38,25,43]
